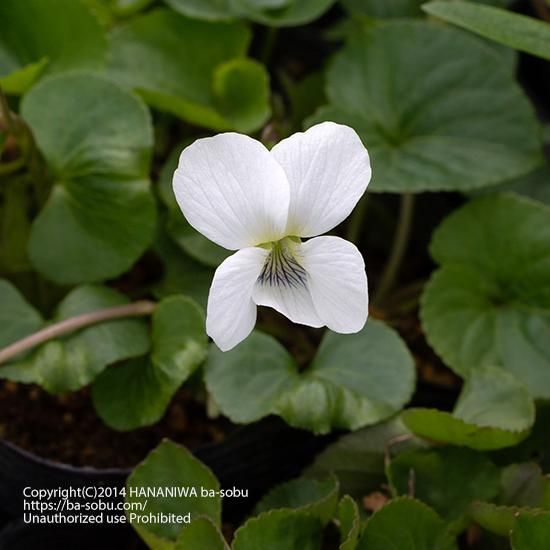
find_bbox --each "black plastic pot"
[0,416,332,526]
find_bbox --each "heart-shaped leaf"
[232,509,323,550]
[420,194,550,398]
[254,475,339,525]
[308,21,542,192]
[357,497,458,550]
[0,0,107,94]
[205,319,415,434]
[92,296,207,430]
[306,418,419,497]
[402,367,535,450]
[164,0,336,26]
[108,8,270,132]
[0,284,150,394]
[127,440,221,547]
[22,72,156,284]
[388,447,500,521]
[511,511,550,549]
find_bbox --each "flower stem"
[345,194,369,245]
[0,300,156,366]
[0,85,16,136]
[260,27,278,65]
[373,193,415,306]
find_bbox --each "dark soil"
[0,382,230,469]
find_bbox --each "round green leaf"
[153,230,214,308]
[165,0,336,26]
[0,285,150,393]
[277,320,416,433]
[0,279,43,347]
[308,21,542,192]
[0,0,107,94]
[127,440,221,546]
[468,501,520,536]
[22,72,155,284]
[477,164,550,206]
[306,418,419,498]
[357,497,458,550]
[92,296,207,430]
[206,320,415,434]
[254,475,339,525]
[108,8,270,132]
[421,194,550,397]
[511,512,550,550]
[402,366,535,450]
[205,331,299,424]
[389,447,500,520]
[338,496,361,550]
[232,509,323,550]
[175,517,228,550]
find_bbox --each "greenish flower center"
[257,238,307,289]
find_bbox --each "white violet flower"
[173,122,371,351]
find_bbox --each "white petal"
[173,133,290,250]
[252,278,323,328]
[206,247,268,351]
[300,236,368,333]
[271,121,371,237]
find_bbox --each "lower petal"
[252,277,323,328]
[206,247,268,351]
[300,236,368,333]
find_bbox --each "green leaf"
[306,418,419,497]
[357,497,458,550]
[338,496,361,550]
[342,0,511,18]
[277,320,415,433]
[476,163,550,206]
[92,296,207,430]
[499,463,549,508]
[511,511,550,549]
[0,285,150,393]
[308,21,542,192]
[232,509,323,550]
[421,194,550,398]
[402,367,535,450]
[165,0,336,26]
[468,501,519,536]
[0,0,107,94]
[205,331,299,424]
[0,279,43,348]
[152,229,213,309]
[422,2,550,61]
[22,72,155,284]
[388,447,500,520]
[205,319,415,434]
[342,0,423,18]
[175,517,228,550]
[127,440,221,547]
[108,9,270,132]
[254,475,339,525]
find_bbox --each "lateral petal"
[300,236,368,333]
[206,247,268,351]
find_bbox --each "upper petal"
[271,121,371,237]
[173,133,290,250]
[300,236,368,333]
[206,247,268,351]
